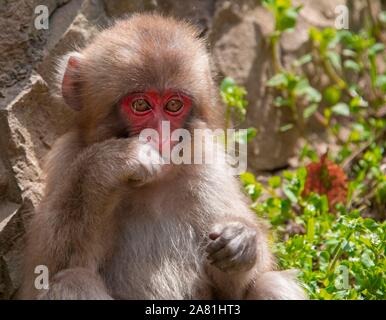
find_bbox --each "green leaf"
[279,123,294,132]
[241,173,264,201]
[379,11,386,24]
[292,53,312,67]
[262,0,275,10]
[274,96,289,107]
[303,104,318,119]
[300,144,318,162]
[368,43,384,56]
[349,96,368,109]
[233,127,258,145]
[269,176,282,189]
[221,77,248,123]
[326,51,341,71]
[294,79,322,103]
[360,252,375,268]
[246,127,257,142]
[220,77,235,91]
[375,75,386,92]
[267,73,288,87]
[302,87,322,103]
[344,59,361,72]
[240,172,256,185]
[323,86,341,105]
[283,184,298,203]
[307,217,315,242]
[331,103,350,116]
[277,7,299,32]
[294,77,309,91]
[342,49,356,57]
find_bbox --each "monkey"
[18,13,307,300]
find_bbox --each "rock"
[44,0,84,52]
[0,75,75,207]
[37,0,108,85]
[103,0,214,36]
[0,202,20,233]
[0,201,31,299]
[103,0,158,16]
[210,1,298,171]
[0,237,25,299]
[0,159,9,198]
[0,0,72,109]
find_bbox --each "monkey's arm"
[189,164,271,299]
[205,214,273,299]
[201,167,305,299]
[20,133,161,299]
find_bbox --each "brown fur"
[19,13,306,300]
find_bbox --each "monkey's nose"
[146,134,170,154]
[158,137,171,154]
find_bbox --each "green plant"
[263,0,302,73]
[220,77,256,146]
[264,0,386,142]
[229,0,386,300]
[240,167,386,300]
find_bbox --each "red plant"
[303,153,348,211]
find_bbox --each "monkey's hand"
[84,138,164,186]
[206,221,257,273]
[129,142,165,183]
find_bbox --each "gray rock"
[0,200,31,299]
[210,1,298,171]
[0,0,71,109]
[37,0,108,85]
[0,75,75,207]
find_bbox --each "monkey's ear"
[59,52,83,111]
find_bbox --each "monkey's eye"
[131,99,151,113]
[165,99,183,113]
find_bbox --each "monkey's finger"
[206,225,249,253]
[209,228,257,265]
[214,243,257,273]
[208,224,226,240]
[212,249,245,272]
[226,239,257,272]
[206,235,229,255]
[206,224,244,254]
[208,222,245,241]
[208,232,220,241]
[208,235,247,262]
[207,222,250,256]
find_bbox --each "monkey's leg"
[245,270,307,300]
[38,268,112,300]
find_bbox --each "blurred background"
[0,0,385,299]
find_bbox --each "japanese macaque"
[19,13,306,300]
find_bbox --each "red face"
[121,90,192,151]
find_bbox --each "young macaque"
[19,13,306,300]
